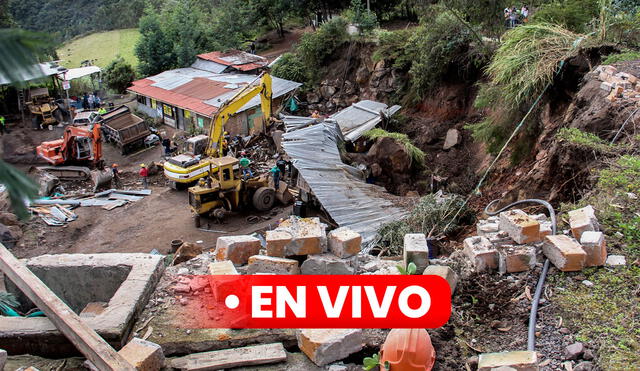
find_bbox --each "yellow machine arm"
[206,72,272,157]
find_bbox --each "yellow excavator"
[163,72,272,189]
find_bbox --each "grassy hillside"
[57,29,140,69]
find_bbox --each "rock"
[579,231,607,267]
[307,92,321,104]
[543,235,587,272]
[355,65,370,85]
[297,329,363,366]
[266,230,293,258]
[423,265,458,294]
[568,205,599,240]
[583,349,594,361]
[0,348,7,370]
[38,172,60,196]
[0,212,19,226]
[574,361,595,371]
[320,85,337,99]
[477,351,538,371]
[301,254,354,275]
[173,242,203,265]
[118,337,165,371]
[247,255,300,275]
[403,233,430,274]
[208,260,238,275]
[0,223,19,249]
[215,235,261,265]
[581,280,594,287]
[499,210,541,244]
[443,128,460,150]
[498,245,536,273]
[367,136,412,173]
[565,342,585,360]
[327,227,361,258]
[463,236,498,272]
[179,298,189,306]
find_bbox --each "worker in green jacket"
[239,152,253,179]
[0,116,5,135]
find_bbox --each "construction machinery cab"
[184,135,209,156]
[27,88,62,129]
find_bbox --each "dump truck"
[26,88,63,129]
[98,106,151,154]
[188,156,276,224]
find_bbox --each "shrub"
[603,50,640,64]
[371,29,413,69]
[297,17,349,71]
[531,0,600,33]
[103,55,136,94]
[344,0,378,35]
[362,128,425,166]
[271,52,308,84]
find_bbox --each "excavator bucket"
[91,168,113,192]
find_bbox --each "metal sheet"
[109,193,143,202]
[281,122,407,246]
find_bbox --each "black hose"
[484,198,556,351]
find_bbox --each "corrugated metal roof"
[191,59,227,73]
[204,76,302,112]
[197,50,267,70]
[0,62,62,85]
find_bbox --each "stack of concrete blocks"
[213,217,363,276]
[465,206,607,274]
[595,65,640,103]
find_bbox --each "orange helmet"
[380,328,435,371]
[112,163,118,168]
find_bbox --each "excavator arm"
[205,72,272,157]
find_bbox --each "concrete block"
[277,217,326,256]
[600,81,613,92]
[485,231,515,246]
[543,235,587,272]
[79,302,107,318]
[265,230,292,257]
[403,233,430,274]
[215,235,261,265]
[478,351,538,371]
[602,65,617,75]
[539,222,552,239]
[605,254,626,266]
[300,254,354,275]
[423,265,457,294]
[0,349,6,370]
[568,206,599,240]
[247,255,300,274]
[498,245,536,274]
[118,337,165,371]
[579,231,607,267]
[463,236,498,271]
[297,329,363,366]
[208,260,238,275]
[499,210,541,244]
[327,227,361,258]
[477,221,500,236]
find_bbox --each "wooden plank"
[170,343,287,370]
[0,243,135,371]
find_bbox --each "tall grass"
[362,128,426,167]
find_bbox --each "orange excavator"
[36,124,103,167]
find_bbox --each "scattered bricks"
[543,235,587,272]
[499,209,541,244]
[478,351,538,371]
[403,233,430,274]
[463,236,498,271]
[568,205,599,240]
[328,227,362,258]
[600,81,613,92]
[423,265,458,294]
[247,255,300,274]
[301,254,354,275]
[605,254,626,266]
[486,231,515,247]
[79,302,107,318]
[265,230,292,257]
[602,65,617,75]
[614,85,625,96]
[208,260,238,275]
[477,221,500,236]
[296,329,364,366]
[580,231,607,266]
[215,235,261,265]
[539,221,552,239]
[598,72,610,82]
[118,337,165,371]
[498,245,536,274]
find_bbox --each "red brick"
[265,230,292,257]
[543,235,587,272]
[498,245,536,273]
[580,231,607,267]
[499,210,541,244]
[568,206,599,240]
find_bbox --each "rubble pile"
[464,206,611,274]
[596,64,640,103]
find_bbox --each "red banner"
[182,275,451,328]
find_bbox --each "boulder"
[443,129,460,150]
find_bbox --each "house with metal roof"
[128,52,301,135]
[192,50,268,73]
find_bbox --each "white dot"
[225,294,239,309]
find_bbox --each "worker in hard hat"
[139,164,149,189]
[111,164,121,188]
[239,153,253,180]
[222,131,230,155]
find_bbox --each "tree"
[103,56,136,93]
[135,7,175,76]
[250,0,294,38]
[163,0,200,67]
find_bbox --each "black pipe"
[484,198,557,351]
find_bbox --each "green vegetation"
[362,128,425,166]
[363,353,388,370]
[396,262,417,275]
[57,29,140,68]
[344,0,378,35]
[603,50,640,64]
[103,56,136,94]
[532,0,600,33]
[376,193,472,255]
[271,53,308,84]
[556,127,616,153]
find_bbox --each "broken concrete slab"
[297,329,364,366]
[605,254,626,266]
[169,343,287,370]
[1,254,164,357]
[499,209,541,244]
[0,349,6,370]
[423,265,457,294]
[568,205,599,240]
[266,230,293,258]
[443,128,460,150]
[463,236,498,271]
[327,227,361,258]
[300,254,354,275]
[498,245,536,274]
[79,302,108,318]
[477,351,538,371]
[118,337,165,371]
[403,233,429,274]
[208,260,238,275]
[579,231,607,267]
[543,235,587,272]
[215,235,261,265]
[276,217,326,256]
[247,255,300,275]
